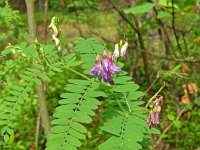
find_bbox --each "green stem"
[66,66,91,81]
[116,98,127,115]
[123,93,131,112]
[145,82,165,109]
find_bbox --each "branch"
[90,30,116,43]
[72,0,84,37]
[139,72,161,101]
[145,82,165,109]
[134,47,200,63]
[148,0,177,58]
[156,109,186,145]
[133,15,150,85]
[171,0,182,52]
[107,0,138,33]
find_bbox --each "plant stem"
[116,98,127,115]
[66,66,91,81]
[145,82,165,109]
[123,93,131,112]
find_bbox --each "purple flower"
[151,111,160,125]
[147,109,161,128]
[90,50,121,85]
[146,96,163,128]
[154,96,163,106]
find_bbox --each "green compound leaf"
[74,37,105,74]
[46,80,103,150]
[99,73,158,150]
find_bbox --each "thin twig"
[148,0,177,58]
[133,15,150,85]
[107,0,138,33]
[171,0,182,53]
[72,0,84,37]
[135,48,200,63]
[153,8,177,58]
[145,82,165,109]
[90,30,115,43]
[156,109,186,145]
[139,72,161,101]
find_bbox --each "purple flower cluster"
[147,96,162,128]
[90,50,121,84]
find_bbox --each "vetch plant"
[0,17,161,150]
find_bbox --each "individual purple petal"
[108,52,121,74]
[155,101,161,106]
[109,61,121,74]
[154,96,163,106]
[102,62,114,84]
[102,65,108,82]
[102,57,110,72]
[97,68,102,81]
[107,71,114,85]
[90,55,101,76]
[90,62,100,76]
[102,51,109,72]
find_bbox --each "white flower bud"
[120,42,128,59]
[113,44,119,59]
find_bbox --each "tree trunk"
[25,0,50,138]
